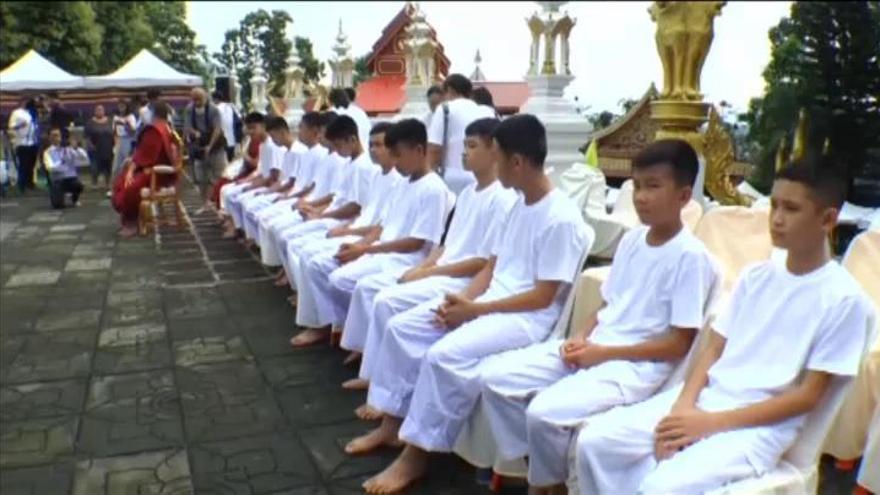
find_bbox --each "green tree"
[90,2,153,73]
[0,1,102,74]
[740,1,880,194]
[141,1,209,78]
[588,111,617,131]
[353,53,371,86]
[295,36,326,88]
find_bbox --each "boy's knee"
[638,464,682,494]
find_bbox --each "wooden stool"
[138,164,186,236]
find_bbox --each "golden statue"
[703,106,752,206]
[649,1,725,101]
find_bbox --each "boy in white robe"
[292,118,452,348]
[219,113,270,233]
[245,112,326,252]
[222,124,284,239]
[338,118,516,401]
[577,158,875,495]
[240,116,308,244]
[217,112,266,222]
[358,114,593,494]
[284,122,402,311]
[270,114,378,289]
[257,113,329,267]
[478,139,720,493]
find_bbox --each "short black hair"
[146,89,161,100]
[328,88,350,109]
[243,112,265,125]
[632,139,699,188]
[776,153,847,209]
[465,118,500,141]
[300,111,322,129]
[443,74,472,98]
[493,114,547,167]
[472,87,494,108]
[320,111,338,128]
[370,121,394,136]
[345,87,356,102]
[152,101,170,120]
[427,85,443,98]
[385,119,427,149]
[325,115,358,141]
[265,116,289,132]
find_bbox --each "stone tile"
[261,350,356,390]
[0,416,78,468]
[0,379,87,422]
[189,432,321,493]
[79,371,183,456]
[174,336,253,367]
[97,322,167,348]
[49,223,86,233]
[178,362,286,443]
[277,383,364,429]
[3,331,94,384]
[56,270,111,288]
[164,270,215,286]
[4,269,61,288]
[72,449,193,495]
[163,287,227,319]
[35,308,103,333]
[0,462,74,495]
[106,289,163,309]
[102,304,165,328]
[26,212,63,223]
[92,341,172,375]
[108,274,163,292]
[41,233,80,243]
[167,316,239,341]
[64,257,112,272]
[299,422,397,481]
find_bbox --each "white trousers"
[259,211,301,267]
[279,219,338,283]
[369,291,550,452]
[293,236,352,326]
[576,385,797,495]
[249,196,293,247]
[358,275,469,381]
[254,199,296,263]
[481,339,656,486]
[225,185,262,228]
[242,192,279,240]
[220,182,247,212]
[859,403,880,492]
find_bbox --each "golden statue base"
[649,100,709,145]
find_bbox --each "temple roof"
[474,82,530,115]
[355,75,408,115]
[365,2,450,76]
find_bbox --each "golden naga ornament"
[703,106,752,206]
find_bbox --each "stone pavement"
[0,187,862,494]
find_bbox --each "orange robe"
[112,121,178,225]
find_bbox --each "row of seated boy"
[214,109,875,494]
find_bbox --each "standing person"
[345,87,373,147]
[42,128,84,209]
[184,87,228,213]
[138,89,161,130]
[112,100,138,178]
[472,87,499,118]
[112,102,180,238]
[47,92,73,143]
[85,104,114,188]
[422,85,444,128]
[6,96,38,192]
[213,90,239,161]
[427,73,489,195]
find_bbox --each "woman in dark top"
[85,104,114,188]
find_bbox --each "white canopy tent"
[84,49,202,89]
[0,50,85,91]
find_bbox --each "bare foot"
[345,416,402,455]
[355,403,383,421]
[222,228,237,239]
[274,274,289,287]
[290,328,329,347]
[363,445,428,494]
[119,226,138,238]
[342,378,369,391]
[342,352,362,367]
[287,294,298,307]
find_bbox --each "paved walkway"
[0,187,862,494]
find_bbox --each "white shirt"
[216,102,237,146]
[138,105,153,128]
[487,189,593,335]
[336,151,380,209]
[280,141,308,183]
[345,103,373,147]
[259,140,284,179]
[428,98,489,176]
[7,108,36,147]
[379,172,451,246]
[438,181,517,265]
[303,145,333,198]
[113,114,137,139]
[706,261,872,416]
[353,168,404,228]
[327,152,356,208]
[475,104,498,119]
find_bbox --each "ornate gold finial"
[791,108,808,161]
[775,135,788,172]
[703,105,752,206]
[649,1,725,101]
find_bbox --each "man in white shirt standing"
[427,74,490,195]
[421,85,444,129]
[7,96,38,192]
[330,88,372,147]
[213,90,238,161]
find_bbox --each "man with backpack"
[213,90,242,161]
[185,87,229,213]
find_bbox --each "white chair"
[553,162,610,230]
[590,180,638,258]
[823,230,880,472]
[453,239,595,481]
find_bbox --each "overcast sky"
[187,1,792,114]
